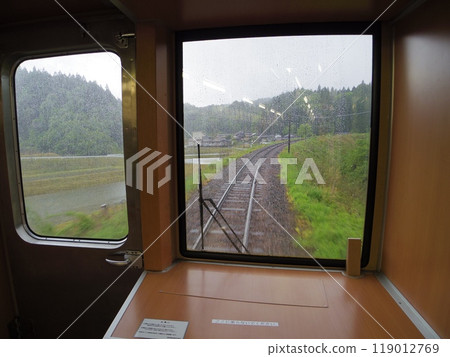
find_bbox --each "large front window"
[177,26,378,265]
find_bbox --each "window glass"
[181,34,373,260]
[15,52,128,240]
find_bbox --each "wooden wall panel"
[136,23,177,271]
[382,0,450,338]
[112,0,414,29]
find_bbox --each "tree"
[297,123,313,139]
[15,68,123,155]
[181,81,372,138]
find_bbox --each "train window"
[177,25,379,266]
[14,52,128,240]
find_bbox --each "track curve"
[185,142,307,258]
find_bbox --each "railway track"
[186,142,306,257]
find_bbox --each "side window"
[14,52,128,240]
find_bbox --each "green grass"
[21,156,125,196]
[28,202,128,240]
[279,133,370,259]
[184,146,242,156]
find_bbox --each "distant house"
[202,136,231,147]
[259,134,275,144]
[234,131,244,140]
[234,131,257,142]
[214,138,231,147]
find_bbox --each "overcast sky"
[18,52,122,100]
[183,35,372,107]
[16,34,372,109]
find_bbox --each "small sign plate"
[135,319,189,339]
[212,319,279,327]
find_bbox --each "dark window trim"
[175,22,381,268]
[12,51,129,244]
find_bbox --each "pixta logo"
[126,148,172,195]
[191,157,325,185]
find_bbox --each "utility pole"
[288,118,291,153]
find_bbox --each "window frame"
[175,22,381,267]
[13,51,130,243]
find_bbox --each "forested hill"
[184,82,372,137]
[15,67,371,156]
[15,68,123,156]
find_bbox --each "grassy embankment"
[28,203,128,239]
[279,133,370,259]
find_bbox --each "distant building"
[202,137,231,147]
[234,131,244,140]
[259,135,275,144]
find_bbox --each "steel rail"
[192,142,286,250]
